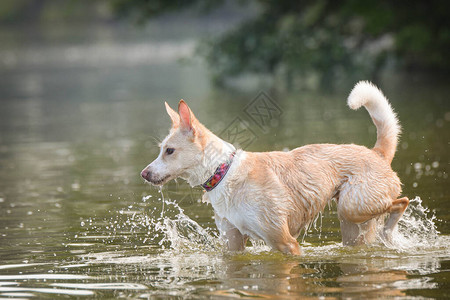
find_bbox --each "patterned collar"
[201,152,236,192]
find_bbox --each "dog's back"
[240,143,401,239]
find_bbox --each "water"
[0,21,449,299]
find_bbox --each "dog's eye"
[166,148,175,155]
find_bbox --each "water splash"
[152,198,222,253]
[82,192,444,258]
[158,187,165,219]
[82,191,222,254]
[381,196,441,250]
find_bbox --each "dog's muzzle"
[141,168,170,185]
[141,168,152,182]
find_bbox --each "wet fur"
[141,81,409,255]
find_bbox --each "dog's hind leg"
[339,218,360,246]
[382,197,409,242]
[340,218,377,246]
[337,180,399,246]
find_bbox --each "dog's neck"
[182,135,236,187]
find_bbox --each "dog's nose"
[141,168,151,181]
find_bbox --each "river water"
[0,22,449,299]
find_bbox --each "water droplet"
[71,182,80,191]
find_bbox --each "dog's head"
[141,100,206,186]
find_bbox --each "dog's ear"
[178,99,194,132]
[165,102,179,126]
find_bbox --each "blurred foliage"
[1,0,448,86]
[0,0,111,24]
[112,0,223,22]
[111,0,450,86]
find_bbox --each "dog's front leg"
[214,213,248,251]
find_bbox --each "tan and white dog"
[141,81,409,255]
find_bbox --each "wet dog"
[141,81,409,255]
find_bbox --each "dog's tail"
[347,81,400,164]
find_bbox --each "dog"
[141,81,409,255]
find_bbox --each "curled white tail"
[348,81,400,163]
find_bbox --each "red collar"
[201,152,236,192]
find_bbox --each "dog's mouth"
[147,174,171,186]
